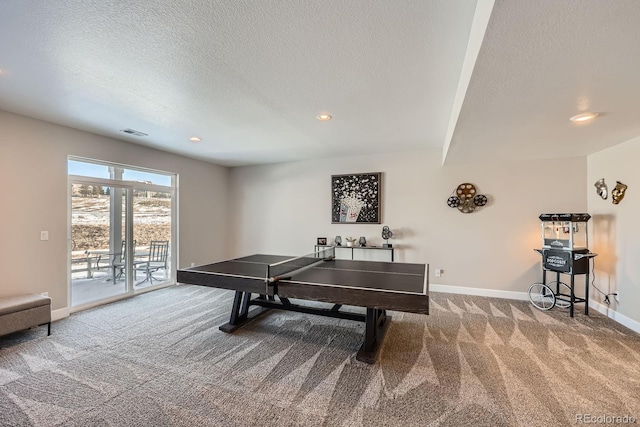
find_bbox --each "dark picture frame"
[317,237,327,245]
[331,172,381,224]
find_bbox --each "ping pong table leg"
[229,291,247,325]
[357,308,391,364]
[219,291,273,333]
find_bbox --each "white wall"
[587,136,640,327]
[4,108,636,331]
[0,110,229,310]
[229,149,587,294]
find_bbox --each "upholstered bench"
[0,294,51,337]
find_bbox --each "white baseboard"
[430,284,529,301]
[430,283,640,334]
[51,307,70,321]
[50,284,640,335]
[589,300,640,334]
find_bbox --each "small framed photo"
[317,237,327,245]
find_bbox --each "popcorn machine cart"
[529,213,597,317]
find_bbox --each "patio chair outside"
[134,240,169,285]
[111,240,136,281]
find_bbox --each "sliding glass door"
[70,183,130,306]
[68,158,176,309]
[133,189,172,289]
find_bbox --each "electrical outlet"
[190,262,195,267]
[435,269,442,277]
[40,231,49,241]
[614,292,620,303]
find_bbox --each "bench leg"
[37,321,51,336]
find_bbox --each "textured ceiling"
[445,0,640,165]
[1,0,639,167]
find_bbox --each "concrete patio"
[70,267,170,307]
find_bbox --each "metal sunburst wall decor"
[446,183,488,214]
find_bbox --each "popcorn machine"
[539,213,591,274]
[529,213,597,317]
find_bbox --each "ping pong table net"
[267,246,335,282]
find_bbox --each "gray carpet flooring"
[1,285,639,426]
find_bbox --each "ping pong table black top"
[177,252,429,363]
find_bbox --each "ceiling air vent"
[120,128,148,137]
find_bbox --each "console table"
[314,244,395,262]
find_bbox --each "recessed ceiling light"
[317,114,332,121]
[189,136,201,142]
[570,112,598,123]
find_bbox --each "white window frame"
[68,157,178,310]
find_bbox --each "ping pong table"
[176,247,429,363]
